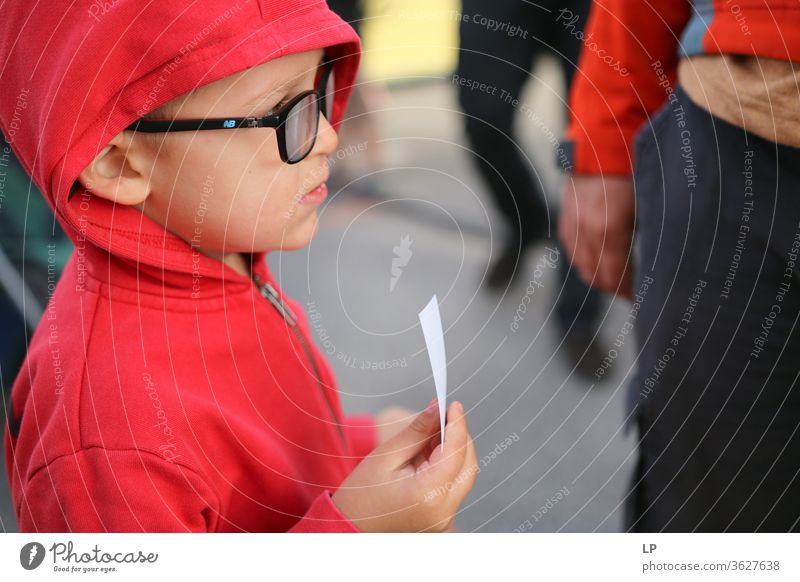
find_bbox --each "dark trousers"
[457,0,599,332]
[628,84,800,532]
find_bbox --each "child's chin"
[281,216,318,250]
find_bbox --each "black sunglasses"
[125,57,336,164]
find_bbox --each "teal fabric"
[679,0,713,57]
[0,137,72,273]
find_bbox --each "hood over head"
[0,0,360,283]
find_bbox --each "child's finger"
[416,401,468,483]
[443,401,469,455]
[445,435,479,503]
[436,402,471,467]
[408,431,442,470]
[379,400,441,464]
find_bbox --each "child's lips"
[299,181,328,205]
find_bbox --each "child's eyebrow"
[242,59,324,112]
[240,79,296,112]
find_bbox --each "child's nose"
[313,112,338,157]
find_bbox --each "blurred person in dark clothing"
[326,0,363,35]
[457,0,605,376]
[324,0,386,195]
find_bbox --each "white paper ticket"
[418,295,447,445]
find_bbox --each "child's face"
[136,48,337,271]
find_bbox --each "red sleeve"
[16,448,365,533]
[15,448,219,532]
[288,490,361,533]
[284,415,373,532]
[343,414,377,461]
[565,0,691,175]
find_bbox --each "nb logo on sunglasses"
[223,119,236,128]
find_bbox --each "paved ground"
[0,62,637,532]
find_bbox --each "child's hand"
[333,401,478,532]
[374,405,416,445]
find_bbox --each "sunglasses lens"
[325,68,335,121]
[285,93,319,162]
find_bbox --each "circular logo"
[20,542,46,570]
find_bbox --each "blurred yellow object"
[361,0,460,81]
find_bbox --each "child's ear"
[78,131,152,206]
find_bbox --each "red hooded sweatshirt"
[1,0,376,532]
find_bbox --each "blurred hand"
[559,174,635,299]
[333,401,478,532]
[375,405,416,446]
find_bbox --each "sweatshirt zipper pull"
[253,275,297,326]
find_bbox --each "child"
[1,0,477,532]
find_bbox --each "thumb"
[376,400,440,462]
